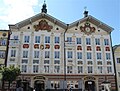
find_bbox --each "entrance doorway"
[85,80,95,91]
[34,80,44,91]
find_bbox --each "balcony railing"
[9,39,20,46]
[65,41,75,47]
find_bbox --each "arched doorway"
[34,80,45,91]
[85,80,95,91]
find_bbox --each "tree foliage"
[0,65,21,89]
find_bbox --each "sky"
[0,0,120,46]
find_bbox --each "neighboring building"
[0,30,9,66]
[113,44,120,91]
[6,3,116,91]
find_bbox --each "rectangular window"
[35,36,40,43]
[77,52,82,59]
[54,60,60,64]
[45,51,50,58]
[67,37,72,42]
[97,53,102,59]
[107,66,112,73]
[67,51,73,58]
[0,51,5,58]
[44,65,49,73]
[22,59,28,63]
[23,51,28,58]
[33,65,39,73]
[14,36,18,40]
[54,66,60,73]
[55,37,60,43]
[44,60,49,64]
[11,50,16,57]
[55,51,60,58]
[24,36,30,43]
[45,36,50,43]
[106,53,111,60]
[67,66,73,73]
[88,66,93,73]
[0,39,7,46]
[104,39,109,45]
[76,38,81,44]
[33,60,39,64]
[117,58,120,63]
[78,66,83,73]
[34,51,39,58]
[86,38,91,45]
[98,66,102,73]
[95,38,100,45]
[87,52,92,59]
[21,65,27,73]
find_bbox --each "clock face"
[85,27,90,32]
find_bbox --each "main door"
[34,80,45,91]
[85,80,95,91]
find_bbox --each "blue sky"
[0,0,120,46]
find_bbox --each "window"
[95,38,100,45]
[67,37,72,42]
[87,52,92,59]
[23,51,28,58]
[35,36,40,43]
[104,39,109,45]
[44,60,49,64]
[45,51,50,58]
[22,59,28,63]
[54,66,60,73]
[106,47,110,51]
[11,50,16,57]
[45,36,50,43]
[67,51,73,58]
[78,66,83,73]
[67,66,73,73]
[0,51,5,58]
[97,53,102,59]
[107,66,112,73]
[96,46,101,51]
[86,38,91,45]
[55,51,60,58]
[44,65,49,73]
[14,36,18,40]
[33,60,39,64]
[76,38,81,44]
[98,66,102,73]
[34,51,39,58]
[54,60,60,64]
[77,52,82,59]
[33,65,39,73]
[0,39,7,46]
[88,66,93,73]
[24,36,30,43]
[117,58,120,63]
[55,37,60,43]
[21,65,27,73]
[106,53,111,60]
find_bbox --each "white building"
[113,44,120,91]
[7,3,116,91]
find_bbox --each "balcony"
[9,39,20,47]
[65,41,75,47]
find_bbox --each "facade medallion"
[34,20,53,31]
[80,22,95,35]
[40,44,44,50]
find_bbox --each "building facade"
[6,3,116,91]
[0,30,9,66]
[113,44,120,91]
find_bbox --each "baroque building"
[6,3,116,91]
[113,44,120,91]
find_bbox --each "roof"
[113,44,120,51]
[9,13,67,29]
[69,15,114,33]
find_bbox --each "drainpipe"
[110,32,118,91]
[64,24,69,91]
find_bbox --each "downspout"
[64,24,69,90]
[110,32,118,91]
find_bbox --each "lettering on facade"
[84,76,96,80]
[34,76,46,80]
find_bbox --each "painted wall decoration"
[34,20,53,31]
[54,45,60,49]
[34,44,39,49]
[23,44,29,48]
[45,44,50,49]
[80,22,95,35]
